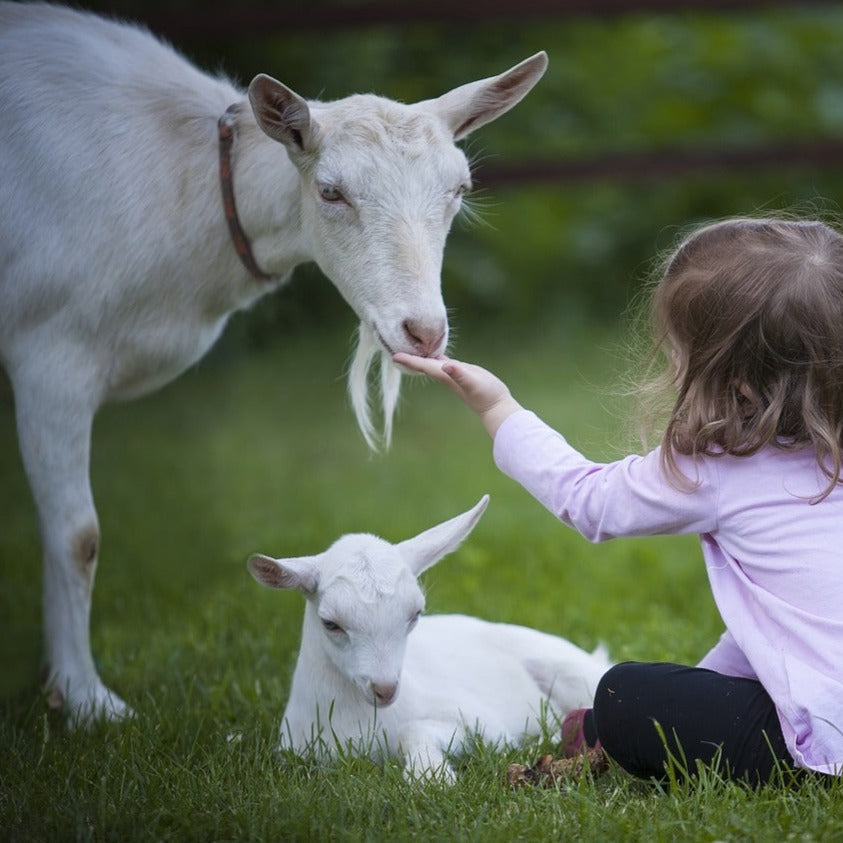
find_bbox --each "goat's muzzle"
[371,681,399,707]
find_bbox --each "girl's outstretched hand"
[393,353,524,438]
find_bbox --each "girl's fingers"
[392,351,519,433]
[393,352,440,371]
[394,352,460,383]
[441,362,480,392]
[443,361,495,393]
[393,353,475,403]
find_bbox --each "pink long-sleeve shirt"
[493,409,843,775]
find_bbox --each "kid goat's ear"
[396,495,490,576]
[247,553,319,594]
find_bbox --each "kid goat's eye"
[321,618,343,633]
[319,184,345,203]
[408,610,421,628]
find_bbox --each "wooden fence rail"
[474,139,843,188]
[137,1,842,38]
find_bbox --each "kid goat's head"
[248,495,489,708]
[247,54,548,449]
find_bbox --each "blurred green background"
[63,0,843,334]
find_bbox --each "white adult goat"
[0,2,548,725]
[248,496,611,783]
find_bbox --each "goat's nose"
[402,319,446,358]
[371,681,399,707]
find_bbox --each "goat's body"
[0,4,281,403]
[282,613,610,775]
[0,3,548,722]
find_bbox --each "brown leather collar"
[218,104,273,281]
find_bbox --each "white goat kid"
[248,496,611,783]
[0,3,547,725]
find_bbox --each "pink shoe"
[560,707,601,757]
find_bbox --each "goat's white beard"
[348,322,402,451]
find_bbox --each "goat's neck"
[224,105,312,279]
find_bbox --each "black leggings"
[585,662,799,785]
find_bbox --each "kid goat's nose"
[403,318,446,358]
[371,681,399,707]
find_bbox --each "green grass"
[1,318,840,841]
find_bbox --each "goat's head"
[248,495,489,708]
[247,54,548,449]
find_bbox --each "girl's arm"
[392,353,523,438]
[394,352,718,541]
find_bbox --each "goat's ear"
[397,495,490,576]
[425,52,548,141]
[248,74,318,154]
[247,553,319,594]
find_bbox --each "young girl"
[394,217,843,783]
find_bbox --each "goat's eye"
[321,618,343,633]
[408,610,421,629]
[318,184,346,203]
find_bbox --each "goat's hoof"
[44,678,135,728]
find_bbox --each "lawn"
[1,317,840,841]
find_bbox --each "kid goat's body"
[284,612,610,780]
[249,497,611,782]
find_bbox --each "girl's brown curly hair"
[650,217,843,501]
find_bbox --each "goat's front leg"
[399,721,459,784]
[12,364,130,725]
